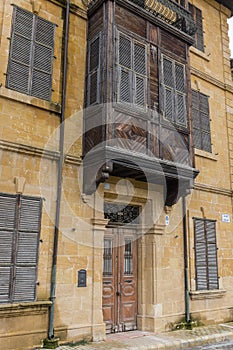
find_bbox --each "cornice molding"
[0,301,52,318]
[191,67,233,94]
[194,182,233,197]
[0,139,82,166]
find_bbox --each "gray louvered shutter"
[31,17,55,100]
[206,221,218,290]
[163,57,174,121]
[192,90,202,149]
[120,69,131,103]
[88,36,100,105]
[7,6,55,101]
[194,219,208,290]
[175,63,186,125]
[134,43,146,107]
[195,7,204,52]
[6,7,33,94]
[192,90,211,152]
[200,93,211,152]
[0,194,17,303]
[189,4,204,52]
[119,35,131,69]
[119,35,131,103]
[194,219,218,291]
[13,196,42,302]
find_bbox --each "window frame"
[188,3,204,52]
[191,89,212,153]
[6,5,55,101]
[193,218,219,291]
[161,54,188,127]
[87,33,101,106]
[0,193,42,304]
[117,31,148,110]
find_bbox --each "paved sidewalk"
[37,323,233,350]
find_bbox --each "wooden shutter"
[13,196,42,302]
[191,90,211,152]
[88,35,100,105]
[195,7,204,51]
[189,4,204,52]
[162,57,174,121]
[194,219,218,291]
[206,221,219,289]
[119,35,132,104]
[31,17,55,100]
[175,63,186,125]
[7,7,33,94]
[192,90,202,149]
[0,194,17,303]
[199,93,211,152]
[134,43,146,107]
[120,69,131,103]
[6,6,55,101]
[194,219,208,290]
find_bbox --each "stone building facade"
[0,0,233,349]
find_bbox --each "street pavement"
[36,323,233,350]
[186,339,233,349]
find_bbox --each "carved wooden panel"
[112,114,148,154]
[160,127,190,165]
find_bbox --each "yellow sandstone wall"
[188,0,233,325]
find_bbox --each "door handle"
[116,291,121,296]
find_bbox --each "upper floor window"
[161,55,187,127]
[117,32,147,108]
[188,3,204,52]
[0,193,42,303]
[87,34,101,106]
[6,6,55,101]
[191,89,211,153]
[194,218,219,291]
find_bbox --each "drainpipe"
[48,0,70,341]
[182,195,191,325]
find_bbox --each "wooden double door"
[102,227,138,333]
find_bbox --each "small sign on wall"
[165,215,169,226]
[222,214,231,223]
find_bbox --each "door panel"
[102,227,137,333]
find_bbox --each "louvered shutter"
[88,36,100,105]
[119,35,132,104]
[163,57,174,121]
[206,221,218,289]
[7,7,33,94]
[7,6,55,101]
[195,7,204,52]
[134,43,146,107]
[120,69,131,103]
[175,63,186,125]
[192,90,211,152]
[0,194,17,303]
[194,219,208,290]
[194,219,218,291]
[31,17,55,100]
[13,196,42,302]
[189,4,204,52]
[192,90,202,149]
[200,93,211,152]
